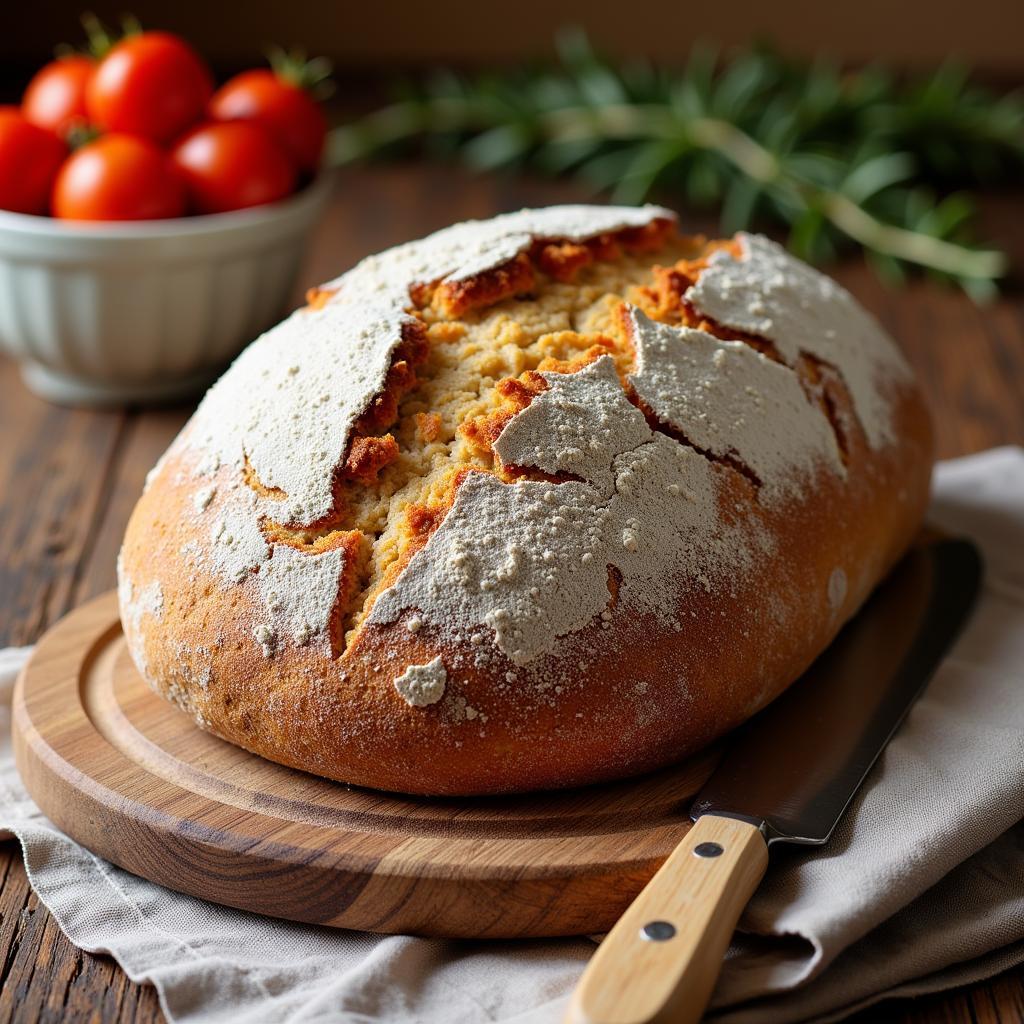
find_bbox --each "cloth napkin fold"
[2,447,1023,1024]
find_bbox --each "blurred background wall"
[4,0,1024,89]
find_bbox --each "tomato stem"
[64,121,102,151]
[56,11,142,61]
[266,45,334,100]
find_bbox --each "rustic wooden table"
[0,164,1022,1023]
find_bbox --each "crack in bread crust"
[235,228,866,657]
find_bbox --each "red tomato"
[209,69,327,172]
[86,32,213,144]
[22,56,95,137]
[52,134,186,221]
[0,110,67,215]
[171,122,296,214]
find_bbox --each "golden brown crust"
[119,219,934,796]
[428,253,537,318]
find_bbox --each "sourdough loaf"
[118,205,933,795]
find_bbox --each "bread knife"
[566,537,982,1024]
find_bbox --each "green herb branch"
[329,31,1024,299]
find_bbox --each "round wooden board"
[12,592,717,938]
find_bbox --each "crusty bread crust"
[119,208,933,796]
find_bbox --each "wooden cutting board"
[12,592,717,939]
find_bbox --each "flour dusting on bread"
[395,657,447,706]
[257,543,347,655]
[368,432,747,665]
[185,205,673,528]
[492,356,651,488]
[625,308,844,498]
[117,553,164,677]
[685,233,909,447]
[208,495,268,584]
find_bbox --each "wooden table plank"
[0,372,126,647]
[74,409,191,603]
[0,164,1021,1022]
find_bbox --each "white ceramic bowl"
[0,172,333,406]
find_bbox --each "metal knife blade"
[690,538,983,846]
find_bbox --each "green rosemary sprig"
[329,31,1024,299]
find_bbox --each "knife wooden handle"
[565,815,768,1024]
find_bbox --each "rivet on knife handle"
[565,815,768,1024]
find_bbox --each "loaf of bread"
[118,205,933,795]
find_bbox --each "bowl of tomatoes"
[0,20,333,406]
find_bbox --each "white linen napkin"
[2,447,1023,1024]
